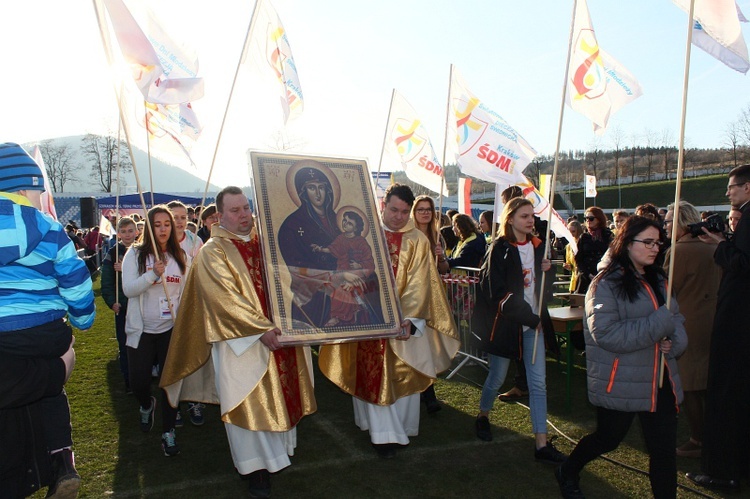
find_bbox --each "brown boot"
[46,449,80,498]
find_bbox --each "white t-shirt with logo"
[141,254,184,334]
[516,240,538,313]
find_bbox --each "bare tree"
[38,139,78,193]
[661,128,676,180]
[585,137,601,182]
[738,104,750,145]
[610,125,624,184]
[264,130,307,152]
[80,133,133,192]
[725,120,742,168]
[644,128,658,181]
[629,132,640,183]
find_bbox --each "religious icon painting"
[249,152,403,345]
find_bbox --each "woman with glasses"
[410,195,448,412]
[574,206,614,293]
[555,216,687,499]
[663,202,720,460]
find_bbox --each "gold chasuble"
[319,223,459,405]
[160,226,316,432]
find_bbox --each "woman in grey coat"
[555,216,688,499]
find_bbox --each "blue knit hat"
[0,142,45,192]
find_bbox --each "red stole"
[230,236,303,426]
[353,230,404,403]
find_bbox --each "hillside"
[24,135,224,193]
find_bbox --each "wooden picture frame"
[249,152,403,345]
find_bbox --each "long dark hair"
[136,205,187,276]
[411,195,439,251]
[594,216,665,302]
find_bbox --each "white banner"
[566,0,643,134]
[585,174,597,198]
[447,68,537,186]
[383,91,448,196]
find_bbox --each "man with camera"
[687,164,750,492]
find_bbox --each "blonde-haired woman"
[471,198,564,463]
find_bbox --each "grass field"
[40,281,727,498]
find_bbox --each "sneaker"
[46,449,80,498]
[555,465,585,499]
[676,438,702,458]
[535,441,566,464]
[175,410,184,428]
[188,402,205,426]
[161,429,180,457]
[140,396,156,433]
[475,415,492,442]
[246,469,271,498]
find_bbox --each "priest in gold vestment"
[319,184,459,458]
[161,187,316,496]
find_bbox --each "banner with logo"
[566,0,643,134]
[585,174,597,198]
[383,91,448,196]
[447,68,537,186]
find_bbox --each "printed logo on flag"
[391,118,427,162]
[264,24,303,116]
[453,96,488,155]
[571,29,606,101]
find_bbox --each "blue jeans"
[479,327,548,434]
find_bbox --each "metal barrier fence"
[441,266,487,378]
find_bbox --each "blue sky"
[1,0,748,188]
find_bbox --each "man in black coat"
[688,164,750,492]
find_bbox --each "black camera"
[687,213,725,238]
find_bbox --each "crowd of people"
[1,139,749,499]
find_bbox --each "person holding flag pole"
[554,2,687,498]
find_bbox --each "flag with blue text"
[447,68,537,186]
[566,0,643,135]
[674,0,750,73]
[383,91,448,196]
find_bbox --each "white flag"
[674,0,750,73]
[493,177,577,254]
[243,0,304,124]
[566,0,643,134]
[585,174,597,198]
[448,68,537,186]
[383,91,448,196]
[102,0,204,105]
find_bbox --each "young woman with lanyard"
[122,205,187,457]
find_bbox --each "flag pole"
[660,0,696,388]
[438,64,455,216]
[92,0,174,320]
[375,88,396,203]
[200,0,262,210]
[144,101,155,206]
[532,0,577,364]
[115,115,122,310]
[583,169,586,213]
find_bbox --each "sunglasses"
[584,216,596,222]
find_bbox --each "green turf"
[39,281,722,498]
